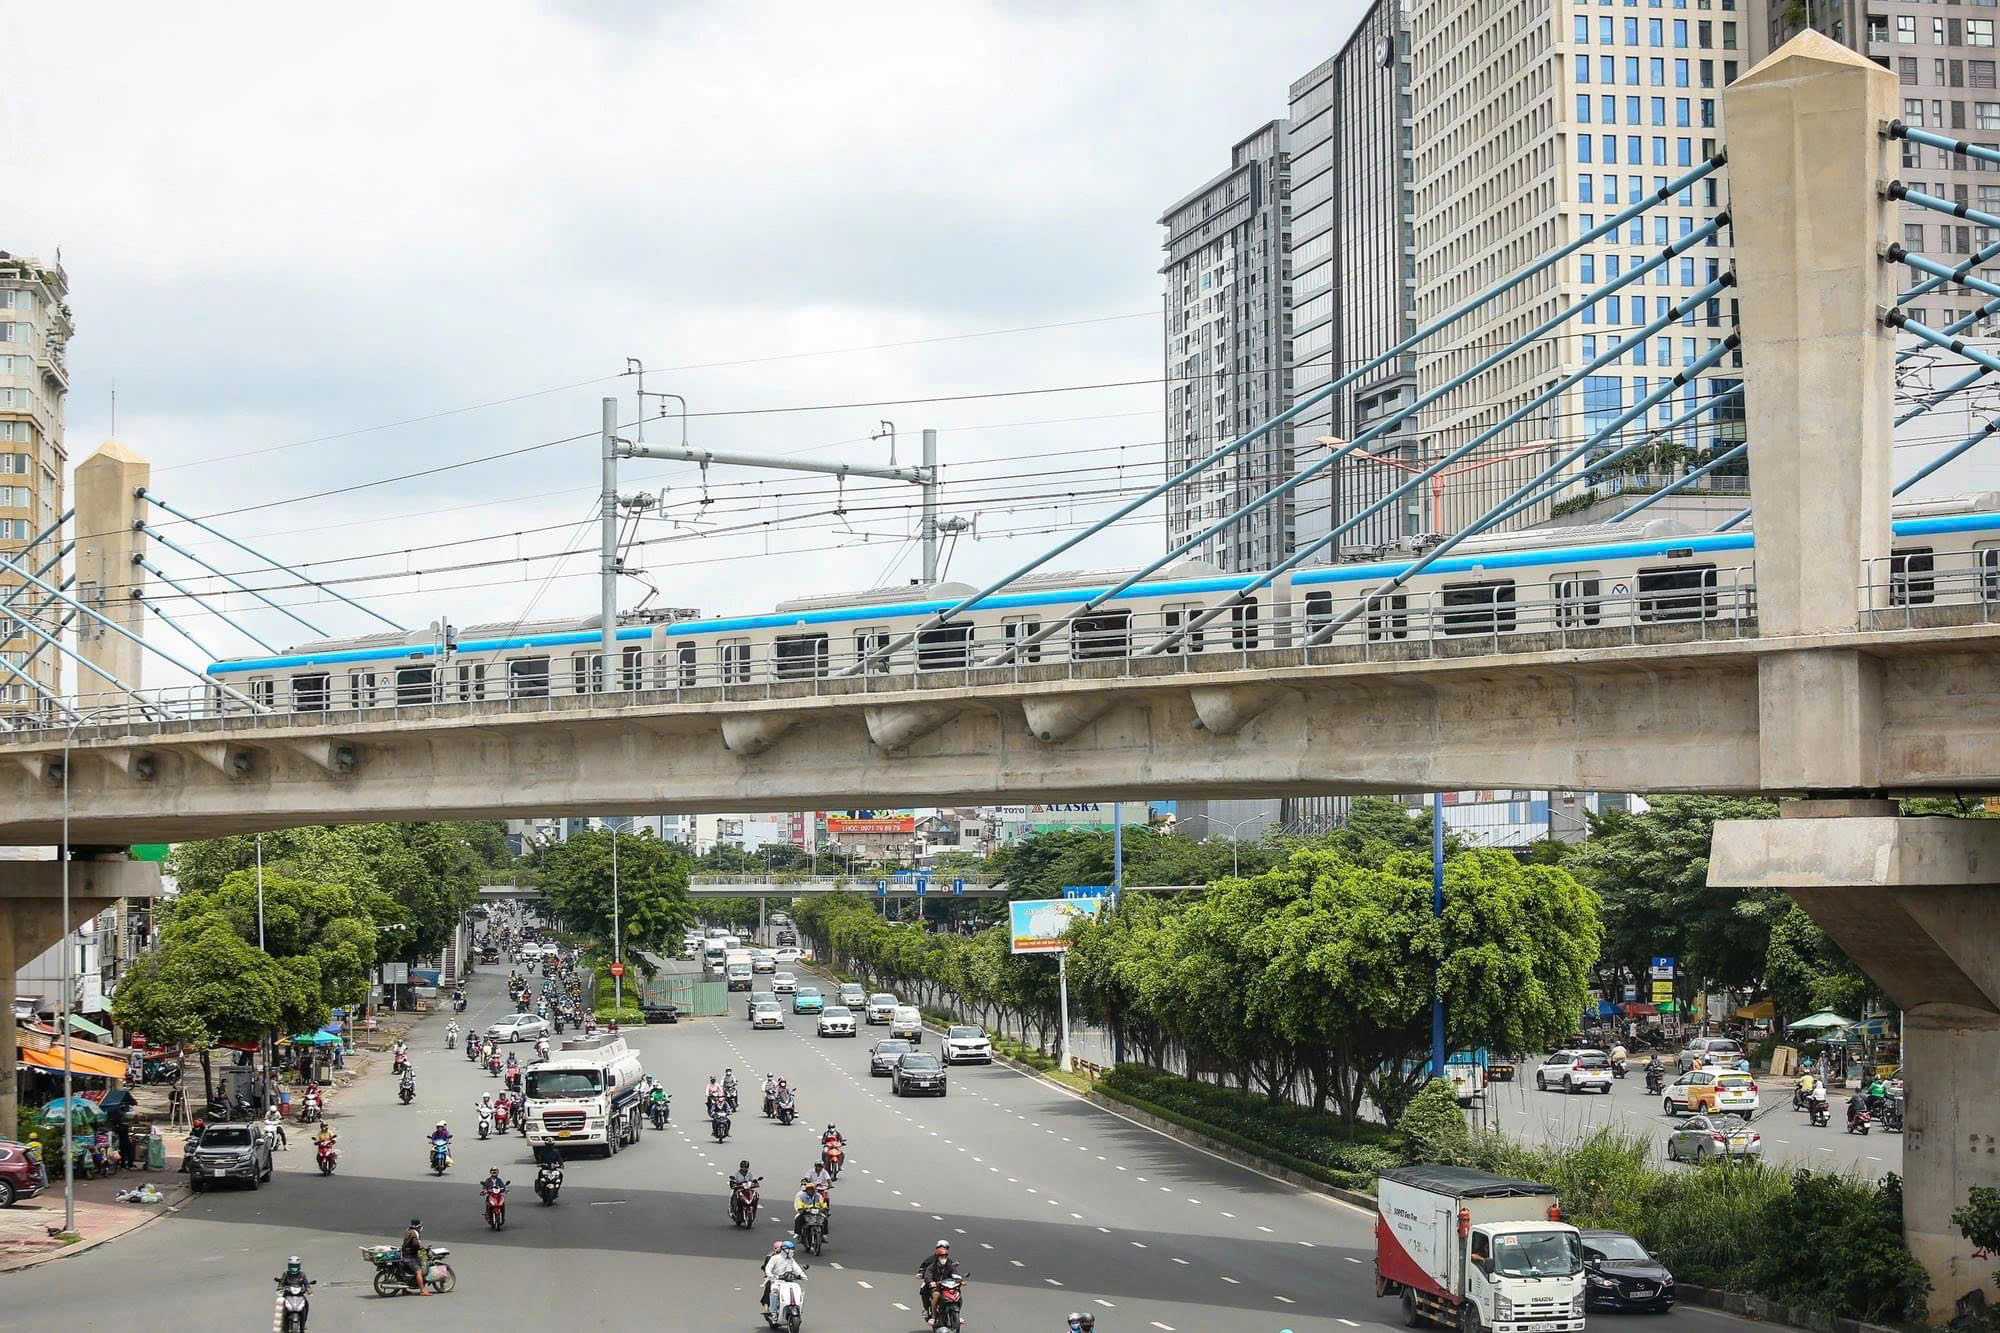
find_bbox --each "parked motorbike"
[276,1272,314,1333]
[482,1180,508,1230]
[535,1161,563,1205]
[360,1244,454,1297]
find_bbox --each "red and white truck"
[1375,1165,1587,1333]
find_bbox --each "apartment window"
[1554,573,1604,628]
[1578,94,1593,123]
[1673,18,1686,45]
[1576,53,1591,82]
[1908,97,1928,127]
[1975,19,1996,46]
[1901,13,1917,42]
[1981,102,2000,130]
[293,673,330,712]
[1625,16,1640,42]
[1975,59,1998,88]
[1576,14,1591,41]
[1441,581,1518,636]
[507,657,550,698]
[773,632,830,679]
[1650,17,1664,44]
[1580,135,1595,163]
[1900,55,1920,86]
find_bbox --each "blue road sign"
[951,877,965,896]
[915,875,929,896]
[875,880,888,897]
[1062,886,1106,901]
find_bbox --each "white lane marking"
[1170,1257,1189,1266]
[1298,1240,1316,1248]
[1131,1241,1147,1248]
[1097,1226,1111,1234]
[1275,1295,1296,1304]
[1045,1278,1064,1287]
[1339,1320,1362,1327]
[1093,1298,1115,1307]
[979,1243,993,1250]
[856,1280,873,1289]
[1220,1211,1235,1218]
[1150,1324,1177,1331]
[892,1302,909,1311]
[1257,1225,1274,1233]
[1220,1276,1241,1285]
[1343,1256,1363,1264]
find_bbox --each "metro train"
[204,494,2000,714]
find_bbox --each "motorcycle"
[1884,1093,1906,1133]
[276,1273,314,1333]
[477,1110,492,1140]
[487,1052,503,1078]
[725,1080,740,1113]
[711,1111,731,1143]
[141,1057,183,1085]
[316,1138,339,1176]
[1810,1099,1831,1128]
[429,1139,452,1175]
[1611,1057,1628,1079]
[535,1161,563,1205]
[453,993,467,1013]
[399,1075,417,1106]
[465,1035,482,1063]
[296,1096,322,1125]
[649,1096,671,1131]
[764,1270,807,1332]
[1846,1104,1872,1135]
[928,1274,966,1331]
[1644,1066,1664,1096]
[821,1143,844,1182]
[799,1207,827,1257]
[392,1050,408,1076]
[533,1041,549,1065]
[494,1099,511,1133]
[360,1244,455,1297]
[763,1088,778,1119]
[446,1027,458,1050]
[505,1068,522,1094]
[731,1178,761,1228]
[776,1095,797,1127]
[482,1180,508,1230]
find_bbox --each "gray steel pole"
[600,398,620,694]
[920,428,939,584]
[611,828,622,1011]
[59,726,74,1235]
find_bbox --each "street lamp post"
[611,829,622,1012]
[1208,814,1265,877]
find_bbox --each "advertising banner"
[1008,897,1103,954]
[826,809,916,835]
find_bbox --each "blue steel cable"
[135,555,279,654]
[137,523,330,639]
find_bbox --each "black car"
[188,1124,274,1192]
[640,1002,679,1025]
[1581,1230,1675,1311]
[892,1052,947,1097]
[869,1039,912,1077]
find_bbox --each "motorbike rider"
[534,1036,550,1062]
[275,1256,315,1330]
[917,1239,960,1321]
[393,1038,409,1066]
[763,1072,779,1116]
[1809,1078,1831,1123]
[809,1158,835,1233]
[1067,1315,1097,1332]
[1867,1077,1887,1115]
[481,1165,510,1200]
[446,1020,459,1047]
[1847,1090,1870,1128]
[793,1176,827,1244]
[730,1158,762,1217]
[428,1119,452,1166]
[820,1123,846,1158]
[648,1081,671,1121]
[398,1218,427,1295]
[760,1239,806,1316]
[723,1067,739,1109]
[312,1122,338,1165]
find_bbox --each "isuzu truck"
[1375,1165,1586,1333]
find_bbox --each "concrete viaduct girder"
[7,622,2000,846]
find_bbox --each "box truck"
[1375,1165,1586,1333]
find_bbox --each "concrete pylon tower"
[71,441,150,712]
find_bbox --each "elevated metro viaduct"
[0,35,1993,1317]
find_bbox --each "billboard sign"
[826,812,916,835]
[1008,897,1103,954]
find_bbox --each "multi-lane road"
[1,970,1767,1331]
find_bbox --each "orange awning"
[18,1045,128,1079]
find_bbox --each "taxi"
[1663,1067,1759,1117]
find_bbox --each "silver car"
[865,993,898,1024]
[1665,1113,1763,1163]
[485,1012,550,1043]
[817,1006,857,1038]
[752,1002,784,1030]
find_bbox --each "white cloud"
[5,0,1364,683]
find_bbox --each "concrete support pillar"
[1727,36,1897,793]
[0,858,161,1132]
[1710,805,2000,1319]
[72,442,150,712]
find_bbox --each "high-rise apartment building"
[1160,121,1293,573]
[1767,3,2000,336]
[1407,0,1746,534]
[1291,0,1426,564]
[0,252,69,715]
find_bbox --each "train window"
[1890,547,1935,607]
[853,629,892,675]
[1230,598,1260,650]
[456,663,486,701]
[1552,571,1603,628]
[1163,603,1205,653]
[719,640,751,683]
[621,646,645,691]
[396,666,437,705]
[570,652,603,694]
[1002,617,1043,663]
[1441,580,1517,635]
[293,673,330,712]
[1303,591,1333,637]
[1637,564,1717,621]
[1073,609,1132,659]
[508,657,551,698]
[676,641,697,687]
[249,678,275,709]
[1980,546,2000,602]
[775,633,830,680]
[1367,591,1409,641]
[917,621,973,670]
[347,671,378,709]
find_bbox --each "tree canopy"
[533,829,695,965]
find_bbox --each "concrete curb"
[0,1180,193,1274]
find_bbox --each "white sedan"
[485,1013,550,1043]
[772,971,798,995]
[817,1006,857,1038]
[774,947,803,965]
[752,1003,785,1030]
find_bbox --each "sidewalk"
[0,1160,190,1270]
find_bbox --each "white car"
[1534,1048,1613,1094]
[889,1005,924,1043]
[941,1026,993,1064]
[772,971,798,995]
[485,1012,550,1043]
[866,993,898,1024]
[752,1002,785,1030]
[817,1006,857,1038]
[774,947,803,965]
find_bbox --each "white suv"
[942,1026,993,1064]
[1535,1048,1614,1094]
[866,993,898,1025]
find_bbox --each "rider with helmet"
[760,1239,806,1315]
[917,1239,959,1320]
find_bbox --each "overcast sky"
[2,0,1362,687]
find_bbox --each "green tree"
[1397,1077,1473,1164]
[170,870,381,1015]
[1764,903,1873,1024]
[536,830,694,966]
[1565,796,1781,1008]
[347,823,482,960]
[166,826,376,900]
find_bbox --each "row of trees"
[526,828,696,971]
[799,835,1600,1126]
[112,822,499,1098]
